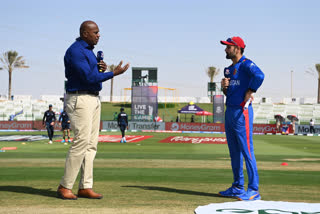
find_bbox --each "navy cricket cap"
[120,107,124,111]
[49,104,52,107]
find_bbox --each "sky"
[0,0,319,101]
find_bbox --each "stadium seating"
[0,95,318,123]
[253,103,318,124]
[0,96,63,121]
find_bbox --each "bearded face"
[225,45,238,59]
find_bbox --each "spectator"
[291,120,296,134]
[113,112,118,121]
[191,115,194,123]
[310,119,315,134]
[9,114,14,121]
[276,118,281,133]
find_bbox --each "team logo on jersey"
[233,68,237,75]
[225,69,230,75]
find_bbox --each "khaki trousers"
[60,94,101,189]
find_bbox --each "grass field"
[0,131,319,214]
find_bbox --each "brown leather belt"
[67,91,99,96]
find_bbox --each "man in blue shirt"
[42,104,56,144]
[58,109,71,143]
[57,20,129,200]
[117,107,128,143]
[219,37,264,201]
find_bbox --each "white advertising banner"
[195,200,320,214]
[102,121,165,131]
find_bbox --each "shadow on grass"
[122,185,222,198]
[0,186,57,198]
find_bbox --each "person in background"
[59,109,71,143]
[43,104,56,144]
[276,117,281,133]
[310,119,315,134]
[291,120,296,134]
[191,115,195,123]
[117,107,128,143]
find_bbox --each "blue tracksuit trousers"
[225,105,259,191]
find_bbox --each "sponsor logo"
[171,123,179,131]
[296,125,320,134]
[0,122,32,130]
[250,62,255,67]
[166,123,284,134]
[225,69,230,75]
[32,121,64,131]
[216,106,223,114]
[252,125,277,133]
[188,105,197,111]
[166,122,224,132]
[160,136,227,144]
[103,121,165,131]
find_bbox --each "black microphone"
[97,51,104,72]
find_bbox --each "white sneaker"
[48,141,52,144]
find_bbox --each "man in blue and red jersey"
[219,37,264,201]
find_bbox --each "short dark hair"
[240,48,244,54]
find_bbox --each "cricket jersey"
[43,110,56,125]
[59,111,70,124]
[224,55,264,107]
[117,112,128,126]
[223,55,264,192]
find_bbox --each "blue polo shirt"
[224,55,264,107]
[64,38,114,92]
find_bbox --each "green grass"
[0,131,319,213]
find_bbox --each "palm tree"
[316,64,320,103]
[108,64,116,102]
[0,51,29,99]
[206,66,220,102]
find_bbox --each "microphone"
[97,51,104,72]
